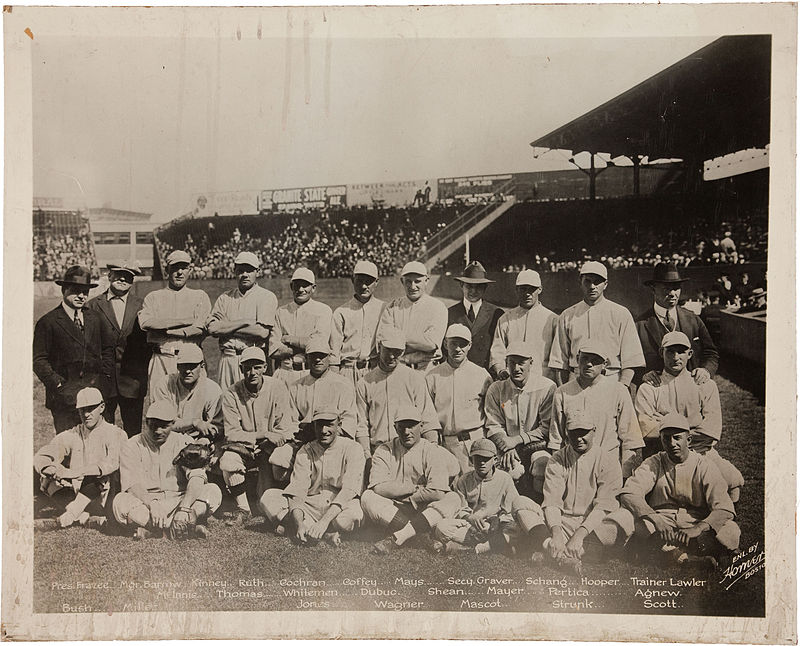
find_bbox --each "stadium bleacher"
[33,210,99,281]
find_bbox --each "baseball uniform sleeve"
[489,315,509,376]
[415,373,441,435]
[579,451,622,534]
[119,438,143,493]
[269,380,297,441]
[634,382,666,440]
[33,433,70,474]
[523,380,555,446]
[95,428,127,477]
[367,443,393,489]
[541,311,558,374]
[355,378,370,441]
[618,309,646,370]
[136,291,157,330]
[221,388,248,443]
[205,292,229,328]
[548,389,566,451]
[331,442,366,507]
[330,308,346,366]
[542,451,567,515]
[547,311,570,371]
[284,446,313,510]
[617,385,645,450]
[338,381,359,440]
[697,380,723,441]
[204,384,224,435]
[484,382,506,438]
[697,458,736,531]
[619,456,660,518]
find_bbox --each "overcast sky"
[32,24,714,222]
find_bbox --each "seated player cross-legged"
[34,387,127,532]
[260,410,366,546]
[112,400,221,540]
[613,412,741,568]
[431,438,548,557]
[361,405,460,555]
[540,409,627,575]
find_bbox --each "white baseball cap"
[580,261,608,280]
[75,387,103,409]
[240,347,267,363]
[400,261,428,277]
[353,260,379,279]
[445,323,472,341]
[176,344,204,365]
[516,269,542,287]
[291,267,316,284]
[166,250,191,267]
[234,251,261,268]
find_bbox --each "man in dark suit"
[86,261,152,436]
[446,261,503,375]
[634,262,719,387]
[33,265,115,433]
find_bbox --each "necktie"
[73,310,84,333]
[467,305,476,323]
[664,310,674,331]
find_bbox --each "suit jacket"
[447,301,504,373]
[634,305,719,384]
[87,290,152,399]
[33,306,115,410]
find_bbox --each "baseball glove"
[168,507,198,541]
[218,440,255,461]
[172,442,215,470]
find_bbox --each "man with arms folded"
[541,409,625,575]
[612,412,740,568]
[206,251,277,392]
[331,260,385,386]
[431,438,548,556]
[113,400,221,540]
[426,324,493,473]
[484,341,556,500]
[548,261,645,387]
[447,261,503,374]
[361,405,460,555]
[355,327,439,458]
[490,269,557,381]
[260,410,366,546]
[138,250,211,400]
[378,261,447,371]
[34,387,126,532]
[270,267,333,385]
[220,347,296,525]
[634,331,743,501]
[150,344,223,441]
[550,340,644,478]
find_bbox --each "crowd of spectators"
[33,226,98,281]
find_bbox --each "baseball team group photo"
[22,14,773,623]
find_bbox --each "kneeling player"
[431,438,547,556]
[34,387,126,531]
[541,410,625,575]
[260,410,366,546]
[361,405,460,554]
[112,401,221,540]
[614,412,740,567]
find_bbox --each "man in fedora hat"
[634,261,718,387]
[86,261,151,436]
[138,250,212,402]
[446,261,503,373]
[34,265,115,432]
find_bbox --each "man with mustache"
[331,260,385,387]
[426,324,493,473]
[378,261,447,371]
[34,265,115,432]
[138,250,211,401]
[206,251,277,392]
[112,400,222,540]
[548,261,644,387]
[260,410,366,546]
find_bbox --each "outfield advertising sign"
[347,179,438,207]
[259,185,347,212]
[438,174,514,201]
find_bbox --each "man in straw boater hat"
[86,260,151,436]
[34,265,115,432]
[137,249,211,402]
[206,250,278,392]
[446,261,503,373]
[490,268,557,381]
[634,261,718,388]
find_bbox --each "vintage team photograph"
[3,3,796,642]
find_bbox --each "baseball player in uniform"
[138,250,211,401]
[220,347,296,525]
[484,341,557,500]
[331,260,385,386]
[149,344,223,440]
[425,324,493,473]
[550,340,644,478]
[489,269,557,381]
[270,267,333,386]
[613,412,740,567]
[260,410,366,546]
[112,400,222,540]
[548,261,645,386]
[378,261,447,371]
[34,387,126,531]
[355,327,440,457]
[430,438,547,556]
[206,251,278,392]
[541,409,625,574]
[634,331,743,500]
[361,405,460,555]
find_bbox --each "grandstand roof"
[87,207,152,222]
[530,35,771,162]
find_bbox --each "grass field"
[31,285,765,619]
